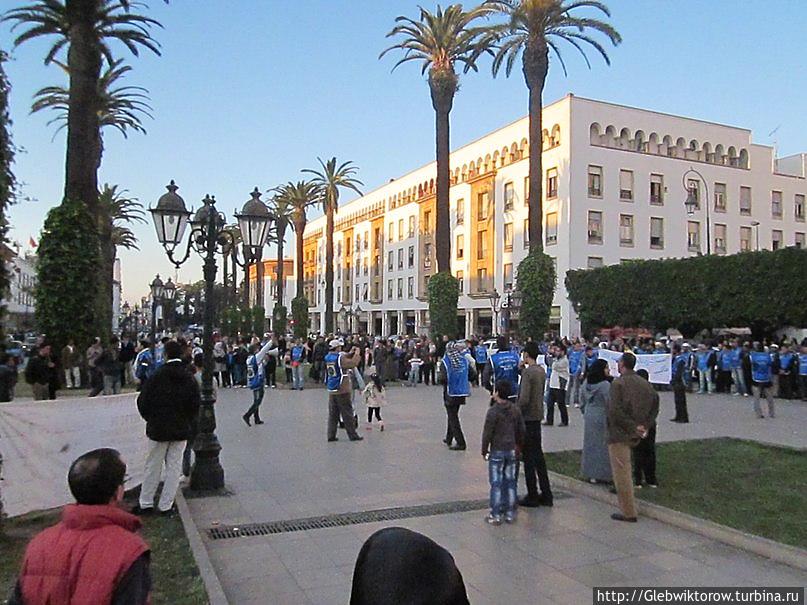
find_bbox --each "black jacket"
[25,355,52,385]
[136,360,200,442]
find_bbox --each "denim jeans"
[103,375,121,395]
[488,449,518,518]
[292,364,305,390]
[698,369,714,394]
[408,365,420,386]
[732,368,747,395]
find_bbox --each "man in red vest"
[8,448,151,605]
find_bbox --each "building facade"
[1,244,37,335]
[291,95,806,337]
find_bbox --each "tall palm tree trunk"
[294,219,306,300]
[324,206,335,334]
[65,0,101,215]
[431,82,454,273]
[524,44,549,253]
[276,223,286,310]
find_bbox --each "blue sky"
[4,0,806,303]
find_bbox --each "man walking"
[518,341,553,507]
[136,341,200,515]
[243,336,279,426]
[607,352,659,522]
[325,339,363,442]
[670,343,689,423]
[86,337,104,397]
[567,341,585,408]
[25,343,55,401]
[440,341,476,451]
[484,335,520,397]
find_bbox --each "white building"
[298,94,806,338]
[2,244,37,335]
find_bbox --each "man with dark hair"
[484,335,520,398]
[25,343,55,401]
[0,352,18,402]
[136,340,200,515]
[670,343,690,423]
[517,341,553,507]
[8,449,151,605]
[607,352,659,522]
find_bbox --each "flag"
[28,236,37,248]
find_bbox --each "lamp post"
[489,288,502,337]
[339,304,348,335]
[354,304,363,334]
[150,181,273,492]
[132,304,141,338]
[501,287,522,335]
[163,278,177,332]
[149,275,165,356]
[751,221,760,251]
[683,167,711,255]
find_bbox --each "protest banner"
[597,349,671,384]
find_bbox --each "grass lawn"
[0,506,207,604]
[545,438,806,549]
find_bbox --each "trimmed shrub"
[565,247,807,337]
[251,305,265,336]
[291,296,309,339]
[428,270,460,341]
[516,251,556,341]
[272,304,287,334]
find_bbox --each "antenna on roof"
[768,124,781,158]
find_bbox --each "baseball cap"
[329,339,344,349]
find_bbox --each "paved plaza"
[186,384,807,604]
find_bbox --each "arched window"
[550,124,561,147]
[589,122,602,145]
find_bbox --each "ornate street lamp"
[149,274,165,347]
[151,181,274,492]
[354,303,363,334]
[489,288,501,336]
[682,167,711,255]
[163,278,177,331]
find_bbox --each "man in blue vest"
[242,338,279,427]
[473,341,488,388]
[440,341,476,451]
[798,343,807,401]
[777,344,797,400]
[670,343,689,423]
[567,342,585,408]
[750,342,775,419]
[730,339,748,397]
[483,336,520,399]
[695,343,715,395]
[583,345,599,380]
[325,339,363,442]
[290,339,307,391]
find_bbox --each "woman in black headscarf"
[580,359,613,484]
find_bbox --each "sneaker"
[349,436,364,441]
[646,483,658,488]
[558,422,568,427]
[574,403,581,408]
[131,505,154,516]
[610,513,638,523]
[380,423,385,432]
[518,496,541,508]
[504,514,516,524]
[242,414,251,427]
[634,484,643,489]
[485,514,502,525]
[327,437,338,442]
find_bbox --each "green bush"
[36,198,101,351]
[291,296,309,339]
[428,271,459,341]
[516,251,556,341]
[0,51,16,343]
[272,304,287,334]
[251,305,265,336]
[238,307,252,335]
[565,247,807,337]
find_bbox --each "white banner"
[0,394,147,518]
[597,349,672,385]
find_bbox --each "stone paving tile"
[190,387,805,604]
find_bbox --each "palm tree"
[4,0,163,217]
[381,4,493,273]
[303,158,363,334]
[482,0,620,251]
[31,58,152,166]
[98,183,145,330]
[274,181,321,301]
[268,189,294,322]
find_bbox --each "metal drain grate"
[207,493,570,541]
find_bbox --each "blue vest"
[730,348,743,370]
[750,351,772,384]
[443,354,471,397]
[247,354,264,390]
[568,350,584,375]
[474,345,488,365]
[325,352,345,393]
[672,354,687,384]
[292,346,304,362]
[135,349,161,382]
[779,352,794,372]
[696,351,711,371]
[799,353,807,376]
[719,350,733,371]
[584,351,599,369]
[490,349,520,396]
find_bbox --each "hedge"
[291,296,309,339]
[516,251,556,341]
[565,247,807,337]
[272,304,287,334]
[428,271,460,341]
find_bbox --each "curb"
[548,471,807,572]
[176,491,229,605]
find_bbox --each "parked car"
[3,339,24,364]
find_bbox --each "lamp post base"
[190,428,224,492]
